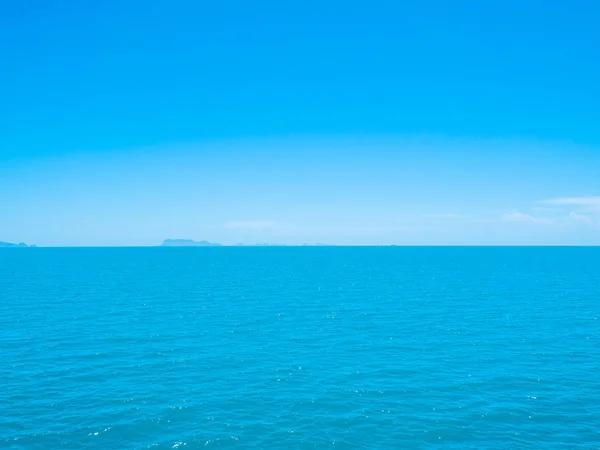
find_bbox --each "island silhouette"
[161,239,222,247]
[0,241,36,248]
[161,239,330,247]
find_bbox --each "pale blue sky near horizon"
[1,1,600,246]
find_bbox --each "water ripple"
[1,247,599,449]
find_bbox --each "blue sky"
[1,1,599,246]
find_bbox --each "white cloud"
[501,211,552,224]
[223,221,295,232]
[540,197,600,209]
[569,212,593,224]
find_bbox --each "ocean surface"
[1,247,599,449]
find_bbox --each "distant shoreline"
[0,241,36,248]
[3,245,599,248]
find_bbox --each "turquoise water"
[1,247,599,449]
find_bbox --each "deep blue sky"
[1,1,599,245]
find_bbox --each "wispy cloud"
[224,221,295,232]
[569,211,593,225]
[540,197,600,209]
[501,211,553,224]
[498,197,600,228]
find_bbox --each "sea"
[1,247,599,449]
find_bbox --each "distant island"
[161,240,330,247]
[161,239,222,247]
[0,241,36,248]
[235,243,288,247]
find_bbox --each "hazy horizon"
[2,2,599,247]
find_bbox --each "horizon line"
[3,244,600,248]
